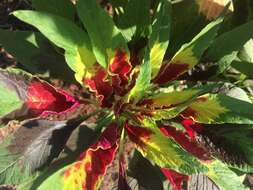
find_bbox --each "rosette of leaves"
[1,0,253,190]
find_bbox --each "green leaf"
[232,60,253,78]
[31,0,75,20]
[150,83,218,108]
[154,16,223,84]
[238,39,253,62]
[128,48,151,101]
[77,0,128,68]
[115,0,150,29]
[200,124,253,173]
[0,29,74,80]
[183,93,253,124]
[206,160,248,190]
[150,0,171,78]
[125,123,208,175]
[207,19,253,60]
[13,10,96,83]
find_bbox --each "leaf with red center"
[27,81,78,116]
[124,122,207,175]
[38,123,119,190]
[160,125,210,161]
[181,94,253,124]
[109,49,132,96]
[83,64,113,108]
[153,16,223,84]
[161,168,189,190]
[0,68,78,122]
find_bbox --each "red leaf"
[160,125,210,160]
[161,168,189,190]
[83,64,113,108]
[124,122,153,149]
[27,81,79,116]
[110,49,132,96]
[64,123,119,190]
[153,63,189,84]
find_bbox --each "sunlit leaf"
[149,0,171,78]
[154,16,223,84]
[125,123,207,175]
[0,68,78,122]
[182,94,253,124]
[38,123,119,190]
[13,10,96,83]
[77,0,128,68]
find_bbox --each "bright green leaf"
[13,10,96,83]
[150,0,171,78]
[77,0,128,68]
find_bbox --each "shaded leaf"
[0,29,74,80]
[38,123,119,190]
[13,10,96,83]
[206,19,253,60]
[32,0,75,20]
[0,117,84,185]
[198,124,253,172]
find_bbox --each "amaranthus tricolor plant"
[1,0,253,189]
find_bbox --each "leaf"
[0,117,83,185]
[206,19,253,60]
[128,48,151,101]
[37,123,119,190]
[161,168,189,190]
[31,0,75,20]
[182,93,253,124]
[115,0,150,30]
[0,29,74,80]
[238,39,253,62]
[149,0,171,78]
[13,10,96,83]
[0,68,78,122]
[205,160,248,190]
[198,124,253,173]
[128,150,165,190]
[77,0,128,68]
[150,84,217,108]
[232,60,253,78]
[125,123,208,175]
[154,16,223,84]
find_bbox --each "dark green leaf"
[31,0,75,20]
[207,19,253,60]
[0,29,74,80]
